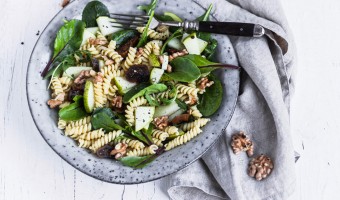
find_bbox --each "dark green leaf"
[165,57,201,82]
[124,126,150,145]
[181,55,217,66]
[109,30,138,48]
[43,20,86,79]
[53,20,78,58]
[123,83,167,103]
[59,96,89,121]
[175,99,188,111]
[202,39,218,61]
[82,1,110,27]
[160,28,183,54]
[91,108,124,132]
[120,155,157,169]
[197,74,223,116]
[159,84,177,105]
[137,0,158,47]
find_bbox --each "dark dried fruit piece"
[96,144,114,158]
[117,36,139,58]
[68,88,83,101]
[171,114,190,125]
[125,65,150,83]
[91,58,100,72]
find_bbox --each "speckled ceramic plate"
[26,0,239,184]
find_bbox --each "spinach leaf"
[182,55,217,66]
[59,96,89,121]
[109,30,138,48]
[137,0,158,47]
[197,74,223,116]
[123,83,167,103]
[120,155,157,169]
[43,20,86,79]
[165,57,201,82]
[124,126,151,145]
[91,108,124,132]
[159,83,177,105]
[82,1,110,27]
[181,54,218,76]
[202,39,218,61]
[53,20,78,58]
[160,28,183,54]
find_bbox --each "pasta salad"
[42,0,229,168]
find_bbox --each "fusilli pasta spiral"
[136,27,170,40]
[165,126,202,151]
[90,130,122,152]
[122,47,137,71]
[124,96,148,125]
[57,118,67,130]
[164,126,179,136]
[116,138,145,149]
[50,77,64,96]
[152,129,169,141]
[94,81,107,108]
[126,145,158,156]
[180,118,210,132]
[78,129,105,140]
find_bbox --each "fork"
[110,13,265,37]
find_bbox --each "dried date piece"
[171,114,190,125]
[97,144,114,158]
[231,131,254,157]
[117,36,139,58]
[248,154,274,181]
[125,65,150,83]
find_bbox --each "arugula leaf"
[59,96,89,121]
[43,20,86,79]
[197,74,223,116]
[120,155,157,169]
[165,57,201,82]
[196,4,213,21]
[91,108,124,132]
[53,20,78,58]
[175,99,188,111]
[160,28,183,54]
[123,83,167,103]
[137,0,158,15]
[202,39,218,61]
[82,1,110,27]
[159,83,177,105]
[137,0,158,47]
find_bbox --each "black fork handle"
[198,21,265,37]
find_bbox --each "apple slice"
[135,106,155,131]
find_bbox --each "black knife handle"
[198,21,264,37]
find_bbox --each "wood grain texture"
[0,0,339,199]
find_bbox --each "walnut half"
[153,116,169,130]
[248,154,274,181]
[230,131,254,157]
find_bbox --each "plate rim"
[26,0,240,184]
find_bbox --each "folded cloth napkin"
[166,0,297,199]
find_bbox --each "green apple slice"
[154,101,181,118]
[84,80,95,113]
[150,68,164,84]
[135,106,155,131]
[96,16,122,36]
[63,66,92,79]
[113,77,137,95]
[182,32,208,55]
[168,37,185,50]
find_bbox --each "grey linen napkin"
[166,0,297,199]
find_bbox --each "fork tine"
[112,18,148,23]
[111,21,147,27]
[110,13,150,19]
[111,25,139,30]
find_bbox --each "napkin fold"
[166,0,297,199]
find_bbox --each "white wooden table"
[1,0,339,199]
